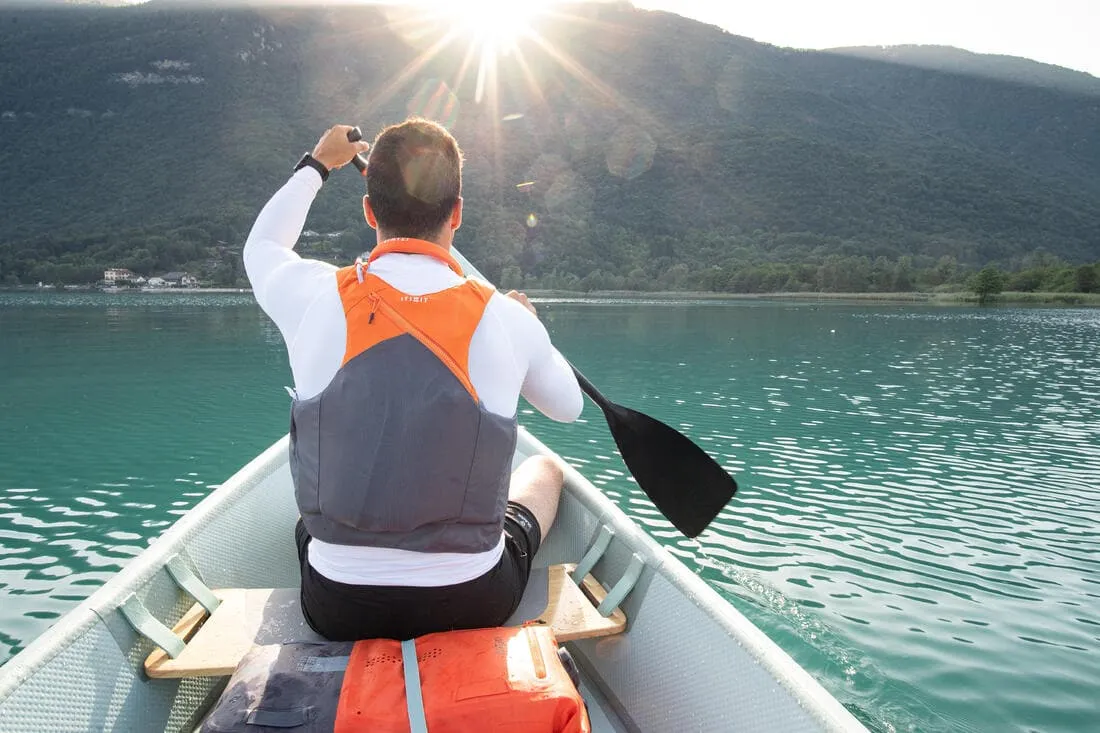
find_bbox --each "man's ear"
[450,196,463,231]
[363,195,378,230]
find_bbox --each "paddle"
[564,366,738,538]
[343,126,736,537]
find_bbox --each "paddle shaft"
[335,132,623,420]
[336,134,608,417]
[570,365,613,413]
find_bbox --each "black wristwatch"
[294,153,330,182]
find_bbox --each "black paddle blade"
[603,402,737,538]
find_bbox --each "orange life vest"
[291,238,518,553]
[334,626,590,733]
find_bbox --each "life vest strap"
[401,638,429,733]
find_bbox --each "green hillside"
[827,45,1100,98]
[1,2,1098,292]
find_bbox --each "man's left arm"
[243,167,333,336]
[243,125,371,339]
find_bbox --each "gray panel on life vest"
[292,334,517,553]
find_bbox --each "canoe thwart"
[143,565,625,679]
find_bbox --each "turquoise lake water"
[1,292,1098,732]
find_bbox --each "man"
[243,118,583,641]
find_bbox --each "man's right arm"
[523,330,584,422]
[500,293,583,423]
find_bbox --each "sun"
[434,0,552,50]
[410,0,555,103]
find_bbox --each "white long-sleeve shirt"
[244,167,583,586]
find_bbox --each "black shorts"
[294,502,543,641]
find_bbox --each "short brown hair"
[366,117,463,239]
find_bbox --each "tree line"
[3,213,1095,296]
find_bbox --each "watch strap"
[294,153,330,182]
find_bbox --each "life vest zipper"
[367,292,380,324]
[367,290,477,400]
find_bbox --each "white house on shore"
[104,268,136,283]
[161,272,198,287]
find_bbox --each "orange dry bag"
[334,625,590,733]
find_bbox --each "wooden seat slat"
[144,564,626,679]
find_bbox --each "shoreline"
[138,288,253,294]
[525,290,1100,306]
[1,287,254,294]
[4,287,1097,306]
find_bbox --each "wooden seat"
[539,563,627,642]
[144,564,626,679]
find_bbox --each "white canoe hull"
[0,429,867,732]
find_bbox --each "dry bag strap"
[401,638,429,733]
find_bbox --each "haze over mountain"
[1,2,1097,291]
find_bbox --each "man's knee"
[509,454,565,536]
[518,454,564,485]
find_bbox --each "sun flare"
[409,0,555,104]
[434,0,552,49]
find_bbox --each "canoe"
[0,424,867,732]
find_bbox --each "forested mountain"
[1,2,1098,291]
[827,45,1100,98]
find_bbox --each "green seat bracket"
[166,555,221,615]
[570,525,614,586]
[597,553,645,617]
[119,595,186,659]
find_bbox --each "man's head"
[363,117,463,245]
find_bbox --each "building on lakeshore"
[104,268,136,283]
[161,272,198,288]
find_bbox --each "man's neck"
[377,233,450,250]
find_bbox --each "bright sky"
[88,0,1099,77]
[632,0,1100,77]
